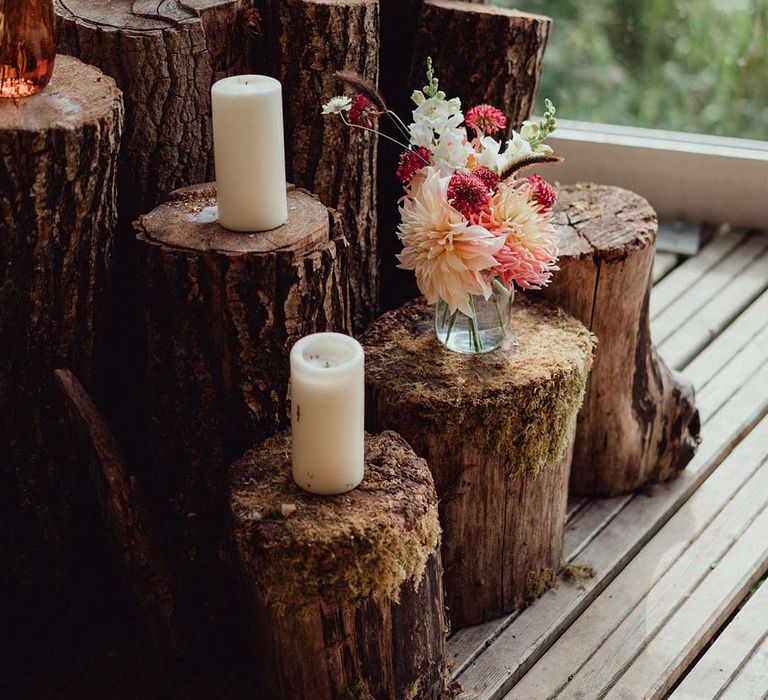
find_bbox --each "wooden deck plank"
[671,582,768,699]
[653,251,680,283]
[719,633,768,700]
[603,509,768,700]
[565,497,588,520]
[650,231,748,318]
[657,246,768,370]
[509,461,768,698]
[651,234,768,344]
[695,323,768,422]
[452,367,768,700]
[682,290,768,393]
[563,496,629,561]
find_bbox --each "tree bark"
[539,183,701,496]
[0,57,122,623]
[230,430,448,700]
[411,0,551,132]
[55,0,254,222]
[253,0,380,332]
[362,298,595,629]
[133,183,351,646]
[53,370,179,655]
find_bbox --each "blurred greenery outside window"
[490,0,768,141]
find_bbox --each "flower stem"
[340,114,411,152]
[468,295,482,352]
[386,110,412,142]
[445,309,459,345]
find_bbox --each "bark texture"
[53,370,179,655]
[133,183,351,646]
[411,1,551,132]
[362,298,595,629]
[253,0,380,332]
[55,0,253,221]
[230,431,448,700]
[0,56,122,622]
[539,183,701,496]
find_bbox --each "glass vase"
[435,284,514,354]
[0,0,56,99]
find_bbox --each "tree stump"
[0,57,122,620]
[362,298,595,629]
[133,183,351,645]
[253,0,380,331]
[55,0,254,220]
[230,430,448,700]
[538,183,701,496]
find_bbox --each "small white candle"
[290,333,365,495]
[211,75,288,232]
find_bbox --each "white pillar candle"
[211,75,288,232]
[290,333,365,495]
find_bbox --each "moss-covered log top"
[229,431,440,615]
[362,297,596,476]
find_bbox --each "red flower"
[447,172,490,218]
[348,94,380,129]
[465,104,507,135]
[524,174,557,211]
[396,147,432,183]
[472,166,499,192]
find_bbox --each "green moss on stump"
[362,297,596,476]
[229,431,440,616]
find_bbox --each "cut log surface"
[362,297,595,629]
[254,0,380,331]
[0,56,122,620]
[411,1,551,132]
[230,430,448,700]
[540,183,701,496]
[133,182,351,646]
[55,0,253,220]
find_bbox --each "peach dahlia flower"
[397,168,505,316]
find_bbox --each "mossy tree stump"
[362,298,595,629]
[539,184,701,496]
[0,56,122,624]
[133,183,351,646]
[230,431,448,700]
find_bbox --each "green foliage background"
[490,0,768,140]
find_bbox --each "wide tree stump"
[539,184,701,496]
[362,298,595,629]
[0,56,122,621]
[252,0,380,331]
[230,430,448,700]
[55,0,254,221]
[133,182,351,645]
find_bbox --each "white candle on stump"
[211,75,288,232]
[290,333,365,495]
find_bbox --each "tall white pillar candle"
[290,333,365,495]
[211,75,288,232]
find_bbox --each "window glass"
[490,0,768,140]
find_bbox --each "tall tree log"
[53,370,179,655]
[539,183,701,496]
[253,0,380,331]
[230,430,449,700]
[0,57,122,625]
[55,0,254,221]
[133,183,351,646]
[362,298,595,629]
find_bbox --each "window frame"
[548,120,768,229]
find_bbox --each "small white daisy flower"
[321,96,352,115]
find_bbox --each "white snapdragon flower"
[408,90,471,173]
[321,95,352,115]
[475,135,504,170]
[431,127,474,176]
[520,120,540,143]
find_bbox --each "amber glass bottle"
[0,0,56,98]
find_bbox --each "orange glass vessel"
[0,0,56,98]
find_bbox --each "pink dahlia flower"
[397,168,505,316]
[447,172,490,218]
[348,94,379,129]
[465,104,507,136]
[471,166,500,192]
[523,174,557,211]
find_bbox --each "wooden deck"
[4,228,767,699]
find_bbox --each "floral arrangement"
[323,59,561,351]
